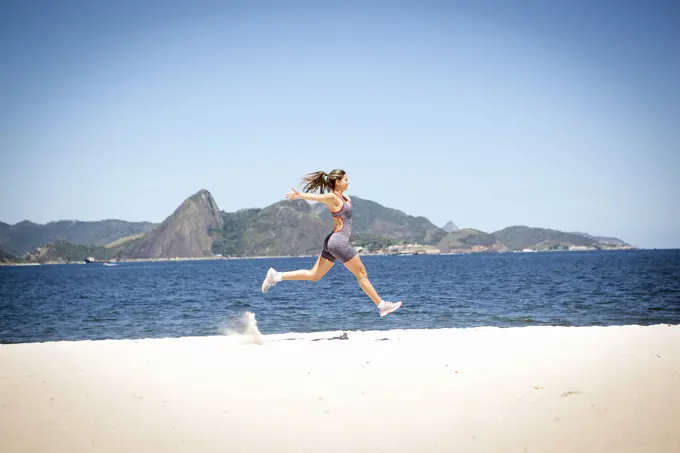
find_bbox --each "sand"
[1,320,679,453]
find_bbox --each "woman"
[261,169,403,317]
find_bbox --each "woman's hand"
[285,188,301,200]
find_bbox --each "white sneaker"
[378,300,403,317]
[261,267,278,293]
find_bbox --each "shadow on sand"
[273,332,391,342]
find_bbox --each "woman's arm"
[286,188,338,208]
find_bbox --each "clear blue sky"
[2,0,678,248]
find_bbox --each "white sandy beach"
[1,322,679,453]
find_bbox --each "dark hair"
[301,169,346,193]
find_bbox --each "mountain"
[437,228,508,252]
[212,199,330,257]
[442,221,459,233]
[492,226,599,250]
[2,190,635,262]
[211,194,449,258]
[570,232,630,247]
[24,241,113,264]
[314,196,447,245]
[0,219,157,256]
[126,189,224,258]
[0,249,22,264]
[211,195,442,257]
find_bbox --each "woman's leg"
[280,255,335,281]
[341,255,382,306]
[261,255,334,293]
[342,255,402,316]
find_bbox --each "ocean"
[1,249,679,344]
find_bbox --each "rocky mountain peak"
[127,189,224,258]
[443,221,459,233]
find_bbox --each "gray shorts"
[321,231,357,263]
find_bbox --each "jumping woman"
[260,169,403,317]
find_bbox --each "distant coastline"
[0,246,646,267]
[0,189,640,264]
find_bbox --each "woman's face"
[335,173,349,191]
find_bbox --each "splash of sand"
[218,311,264,345]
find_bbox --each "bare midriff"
[333,217,345,232]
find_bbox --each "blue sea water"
[1,250,679,344]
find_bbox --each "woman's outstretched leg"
[261,255,334,293]
[342,255,402,317]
